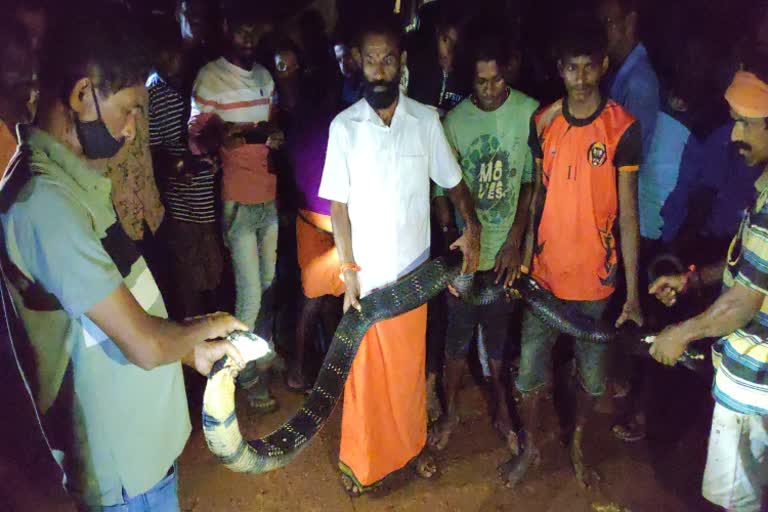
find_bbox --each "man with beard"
[319,14,481,496]
[189,6,283,413]
[647,60,768,512]
[0,10,246,509]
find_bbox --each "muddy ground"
[1,353,719,512]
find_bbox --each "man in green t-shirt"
[429,35,539,452]
[0,10,248,510]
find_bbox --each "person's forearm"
[522,163,545,267]
[670,285,762,344]
[506,183,533,245]
[619,175,641,302]
[330,201,355,264]
[145,316,219,368]
[446,181,480,231]
[189,113,223,155]
[121,315,217,370]
[433,196,455,229]
[87,286,242,371]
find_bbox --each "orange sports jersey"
[531,97,641,301]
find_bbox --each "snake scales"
[202,257,706,473]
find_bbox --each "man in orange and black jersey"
[499,15,643,489]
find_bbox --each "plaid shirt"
[713,172,768,415]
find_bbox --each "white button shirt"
[319,94,462,297]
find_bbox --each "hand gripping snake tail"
[202,257,707,474]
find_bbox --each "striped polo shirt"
[713,172,768,415]
[147,73,216,224]
[189,57,276,205]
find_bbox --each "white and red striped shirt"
[189,57,276,204]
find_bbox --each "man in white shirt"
[319,14,481,497]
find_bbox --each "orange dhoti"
[296,209,345,299]
[339,304,428,488]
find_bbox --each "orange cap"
[725,71,768,118]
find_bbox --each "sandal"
[340,474,363,497]
[248,395,279,415]
[611,417,646,442]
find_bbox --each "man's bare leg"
[427,358,463,450]
[498,388,546,488]
[489,358,516,451]
[571,389,601,488]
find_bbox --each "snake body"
[202,257,705,474]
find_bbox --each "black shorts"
[444,290,515,361]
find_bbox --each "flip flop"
[611,419,646,442]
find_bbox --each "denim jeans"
[81,464,179,512]
[222,200,279,332]
[515,298,609,396]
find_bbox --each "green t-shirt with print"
[437,89,539,270]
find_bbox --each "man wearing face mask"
[319,14,481,496]
[0,10,247,510]
[189,6,284,413]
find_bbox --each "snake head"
[209,331,276,379]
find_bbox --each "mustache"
[364,78,398,89]
[734,141,753,152]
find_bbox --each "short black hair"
[147,16,184,58]
[555,13,607,61]
[38,6,149,100]
[355,11,403,53]
[223,4,271,31]
[434,4,468,36]
[468,34,510,71]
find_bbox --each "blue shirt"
[661,122,763,243]
[608,43,660,161]
[639,111,691,239]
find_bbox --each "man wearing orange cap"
[648,62,768,511]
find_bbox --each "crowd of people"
[2,0,768,510]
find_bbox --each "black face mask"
[75,87,125,159]
[363,76,400,110]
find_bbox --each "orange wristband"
[339,262,361,282]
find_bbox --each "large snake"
[202,257,706,473]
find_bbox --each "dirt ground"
[0,353,719,512]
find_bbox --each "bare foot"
[285,368,307,392]
[427,414,458,451]
[426,372,442,423]
[570,429,600,488]
[497,443,540,489]
[413,451,438,479]
[493,406,518,453]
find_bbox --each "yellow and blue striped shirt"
[714,173,768,415]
